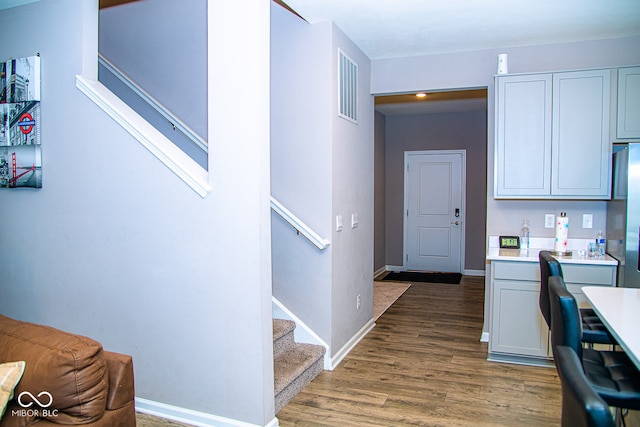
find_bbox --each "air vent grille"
[338,51,358,123]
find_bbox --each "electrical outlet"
[545,214,555,228]
[356,294,361,310]
[583,214,593,229]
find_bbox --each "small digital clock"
[499,236,520,249]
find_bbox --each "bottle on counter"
[595,231,606,256]
[521,219,530,249]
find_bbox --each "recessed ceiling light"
[416,92,427,98]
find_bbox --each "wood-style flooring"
[277,276,562,426]
[136,413,191,427]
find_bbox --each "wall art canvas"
[0,145,42,188]
[5,55,41,103]
[0,55,42,189]
[0,56,42,188]
[1,102,40,146]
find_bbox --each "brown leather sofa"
[0,314,136,426]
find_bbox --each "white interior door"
[404,151,464,273]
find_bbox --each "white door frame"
[402,149,467,273]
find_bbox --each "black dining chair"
[548,275,640,412]
[539,250,614,345]
[554,345,615,427]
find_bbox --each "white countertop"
[486,236,619,266]
[583,286,640,369]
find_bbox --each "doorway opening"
[373,88,488,277]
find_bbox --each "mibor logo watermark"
[11,391,59,418]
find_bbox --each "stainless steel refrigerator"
[606,143,640,288]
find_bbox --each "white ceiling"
[282,0,640,60]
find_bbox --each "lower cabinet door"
[490,280,550,358]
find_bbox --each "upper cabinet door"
[495,74,552,197]
[552,70,611,198]
[617,67,640,139]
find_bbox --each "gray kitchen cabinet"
[617,67,640,139]
[552,70,611,197]
[495,74,552,197]
[490,277,550,360]
[488,259,616,366]
[495,69,612,199]
[489,261,550,363]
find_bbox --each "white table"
[583,286,640,369]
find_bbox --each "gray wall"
[99,0,207,139]
[271,5,374,355]
[330,23,375,351]
[0,0,273,425]
[382,109,487,271]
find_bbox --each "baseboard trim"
[480,331,489,342]
[385,265,404,273]
[463,269,485,277]
[373,266,387,279]
[329,318,376,370]
[136,398,278,427]
[487,354,554,369]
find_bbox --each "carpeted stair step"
[273,318,296,358]
[272,319,325,414]
[274,342,325,414]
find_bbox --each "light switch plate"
[545,214,555,228]
[583,214,593,229]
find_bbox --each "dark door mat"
[381,271,462,284]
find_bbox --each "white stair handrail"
[98,54,208,153]
[270,197,330,250]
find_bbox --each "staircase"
[273,319,325,413]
